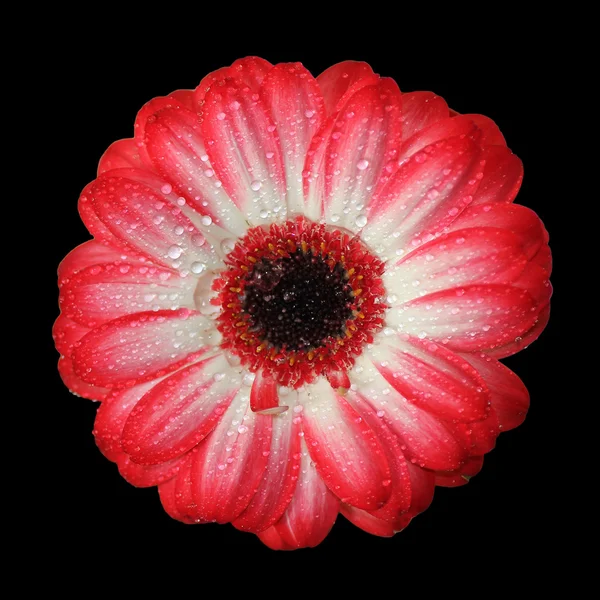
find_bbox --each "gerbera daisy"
[54,57,551,549]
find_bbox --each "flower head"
[54,57,551,549]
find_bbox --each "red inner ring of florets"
[213,217,386,388]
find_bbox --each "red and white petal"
[133,92,194,167]
[249,370,286,414]
[434,456,484,487]
[486,304,550,359]
[121,354,238,465]
[60,262,196,329]
[57,240,135,284]
[317,60,379,115]
[193,56,273,107]
[201,79,287,225]
[144,105,248,237]
[57,356,109,401]
[398,114,478,161]
[513,261,553,306]
[460,352,530,431]
[116,452,188,488]
[463,114,506,146]
[83,172,220,273]
[446,203,546,260]
[305,78,403,230]
[340,505,396,537]
[72,309,217,388]
[233,401,302,533]
[158,455,197,524]
[260,63,325,216]
[387,284,538,352]
[188,388,272,523]
[94,380,159,461]
[400,92,450,141]
[452,404,500,456]
[298,378,391,510]
[367,334,490,422]
[98,138,144,175]
[471,145,523,206]
[385,227,528,304]
[349,356,467,471]
[364,134,484,259]
[345,396,412,521]
[53,314,90,357]
[258,438,339,550]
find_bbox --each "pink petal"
[305,78,403,230]
[434,456,484,487]
[460,352,529,431]
[463,114,506,146]
[98,138,144,175]
[339,505,396,537]
[346,396,412,521]
[260,62,325,215]
[485,304,550,359]
[201,78,287,223]
[189,390,272,523]
[471,145,523,206]
[299,379,391,510]
[144,105,248,237]
[452,404,500,455]
[57,356,109,401]
[233,404,302,533]
[316,60,378,115]
[349,361,467,471]
[58,240,135,283]
[53,314,90,357]
[249,370,284,414]
[82,172,220,273]
[158,453,197,524]
[399,114,478,160]
[59,262,196,329]
[193,56,273,107]
[121,354,238,465]
[94,380,159,461]
[257,438,339,550]
[133,91,195,167]
[446,203,546,259]
[400,91,450,141]
[388,284,538,352]
[365,134,484,257]
[368,334,491,422]
[72,309,216,388]
[386,227,528,303]
[116,452,188,488]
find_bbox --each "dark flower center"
[241,250,354,352]
[213,217,386,388]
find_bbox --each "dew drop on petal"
[191,261,206,274]
[167,245,182,259]
[355,214,368,228]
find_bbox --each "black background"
[37,29,564,567]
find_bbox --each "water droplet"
[167,245,182,259]
[357,159,369,171]
[201,215,213,226]
[251,180,262,191]
[191,261,206,274]
[355,214,368,228]
[161,183,172,195]
[217,112,226,120]
[221,239,236,254]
